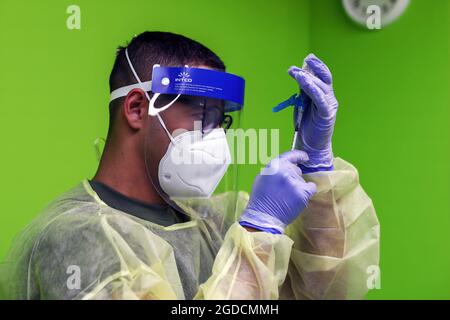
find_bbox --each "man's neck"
[92,140,165,205]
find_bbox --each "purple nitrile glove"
[239,150,317,234]
[288,53,339,173]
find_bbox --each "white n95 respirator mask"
[158,128,231,199]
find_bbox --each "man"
[0,31,379,300]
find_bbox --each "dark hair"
[108,31,226,128]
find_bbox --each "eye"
[177,95,205,108]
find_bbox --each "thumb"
[279,150,309,165]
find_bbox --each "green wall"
[1,0,449,299]
[0,0,309,261]
[309,0,450,299]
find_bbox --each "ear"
[123,89,148,130]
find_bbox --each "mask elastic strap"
[124,48,176,144]
[149,92,181,116]
[124,48,153,103]
[110,81,152,101]
[155,113,176,144]
[124,49,181,117]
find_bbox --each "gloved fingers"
[291,163,304,177]
[288,65,303,80]
[265,152,306,179]
[304,53,333,85]
[298,68,331,93]
[305,181,317,196]
[289,65,330,93]
[299,90,312,106]
[278,150,309,165]
[295,71,328,110]
[280,151,311,181]
[291,180,317,198]
[312,75,332,93]
[284,162,304,179]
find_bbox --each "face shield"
[109,48,244,214]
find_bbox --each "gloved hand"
[239,150,317,234]
[288,53,339,172]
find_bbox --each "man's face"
[142,65,227,199]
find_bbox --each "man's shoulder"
[42,181,100,215]
[9,181,106,259]
[0,181,107,299]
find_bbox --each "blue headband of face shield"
[109,54,245,116]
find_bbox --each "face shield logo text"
[175,71,192,83]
